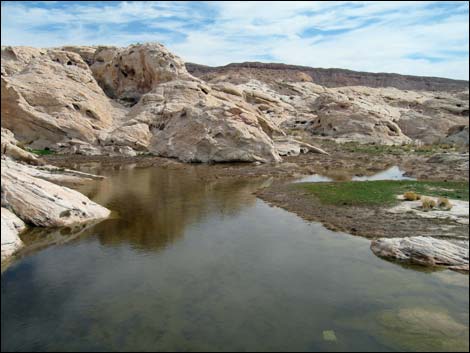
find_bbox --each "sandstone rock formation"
[90,43,194,103]
[2,158,110,228]
[444,125,469,146]
[1,128,111,262]
[2,44,325,163]
[1,46,119,149]
[370,236,469,272]
[187,62,469,92]
[1,127,43,165]
[2,43,468,162]
[118,79,282,162]
[194,75,468,145]
[1,207,26,261]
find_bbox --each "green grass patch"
[296,180,469,206]
[28,148,55,156]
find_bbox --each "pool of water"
[1,165,468,352]
[298,166,415,183]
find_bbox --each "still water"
[1,164,469,352]
[297,165,415,183]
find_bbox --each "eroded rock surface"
[2,44,328,162]
[1,208,26,261]
[2,43,468,161]
[2,158,110,227]
[1,129,111,262]
[90,43,194,103]
[1,46,120,149]
[1,127,43,165]
[117,79,282,162]
[444,125,469,146]
[205,78,468,145]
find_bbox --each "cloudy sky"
[1,1,469,79]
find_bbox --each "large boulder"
[444,125,469,146]
[1,158,111,227]
[90,43,194,103]
[113,80,282,163]
[371,236,469,272]
[1,46,120,149]
[1,128,111,263]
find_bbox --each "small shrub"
[403,191,420,201]
[421,198,437,211]
[437,197,453,210]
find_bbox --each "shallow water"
[1,165,468,352]
[352,166,415,181]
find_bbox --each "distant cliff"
[186,62,469,92]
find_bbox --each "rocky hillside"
[186,62,469,92]
[1,43,468,164]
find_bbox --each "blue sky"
[1,1,469,79]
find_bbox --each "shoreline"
[5,144,467,273]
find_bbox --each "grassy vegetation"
[27,148,55,156]
[421,197,437,211]
[296,180,469,206]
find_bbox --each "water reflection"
[297,165,415,183]
[352,166,415,181]
[2,164,468,352]
[74,166,271,251]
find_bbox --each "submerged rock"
[377,308,469,351]
[370,236,469,272]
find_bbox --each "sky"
[1,1,469,80]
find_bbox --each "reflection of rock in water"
[17,222,98,260]
[76,166,269,251]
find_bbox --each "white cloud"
[1,1,468,79]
